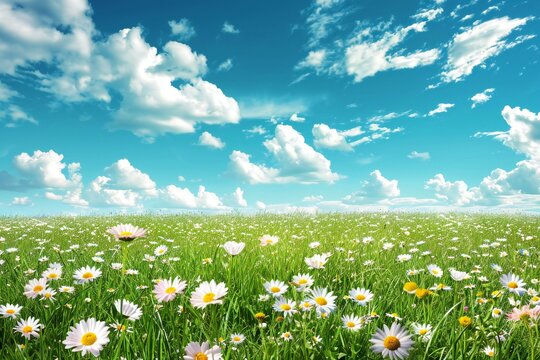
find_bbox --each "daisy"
[41,289,57,301]
[450,270,471,281]
[73,266,102,284]
[223,241,245,256]
[154,245,168,257]
[342,315,364,332]
[23,278,48,299]
[273,297,298,317]
[308,287,336,315]
[0,304,22,319]
[230,333,245,344]
[63,318,110,357]
[291,273,314,291]
[109,322,133,334]
[411,323,432,342]
[281,332,293,341]
[153,277,187,303]
[42,267,62,281]
[427,264,443,278]
[190,280,228,309]
[59,286,76,293]
[506,305,540,322]
[260,234,279,246]
[114,299,143,321]
[500,273,527,296]
[263,280,288,297]
[491,308,503,318]
[370,322,413,359]
[107,224,147,241]
[483,346,495,357]
[349,288,374,306]
[14,317,42,340]
[183,341,222,360]
[305,253,330,269]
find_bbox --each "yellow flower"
[403,282,418,294]
[458,316,472,327]
[415,288,429,299]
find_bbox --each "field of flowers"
[0,213,539,359]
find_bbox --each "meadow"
[0,213,538,359]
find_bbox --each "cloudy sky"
[0,0,539,215]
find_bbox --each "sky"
[0,0,539,215]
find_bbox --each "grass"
[0,213,538,359]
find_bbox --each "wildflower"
[114,299,142,321]
[154,245,168,256]
[0,304,22,319]
[223,241,245,256]
[411,323,432,342]
[153,277,187,303]
[281,332,293,341]
[305,253,330,269]
[63,318,110,357]
[230,334,245,344]
[272,297,298,317]
[308,287,336,315]
[260,235,279,246]
[458,316,472,327]
[483,346,495,357]
[73,266,102,284]
[349,288,374,306]
[403,282,418,294]
[190,280,228,309]
[342,315,364,331]
[107,224,147,241]
[291,273,314,291]
[370,322,413,359]
[263,280,288,297]
[14,317,42,340]
[23,278,48,299]
[427,265,443,278]
[500,273,527,296]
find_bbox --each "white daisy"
[107,224,147,241]
[184,341,222,359]
[230,333,245,344]
[342,315,364,331]
[427,264,443,278]
[14,317,42,340]
[0,304,22,319]
[223,241,245,256]
[190,280,228,309]
[272,297,298,317]
[153,277,187,303]
[154,245,168,257]
[23,278,48,299]
[263,280,288,297]
[305,253,330,269]
[370,322,414,359]
[291,273,314,291]
[260,234,279,246]
[63,318,110,357]
[308,287,336,315]
[73,266,102,284]
[114,299,142,321]
[500,273,527,296]
[349,288,374,306]
[411,323,432,342]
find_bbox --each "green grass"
[0,213,539,359]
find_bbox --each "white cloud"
[244,125,266,136]
[0,81,17,101]
[105,159,157,192]
[217,58,233,72]
[425,174,478,205]
[344,170,400,203]
[256,201,266,210]
[289,113,306,122]
[0,105,37,127]
[305,0,346,48]
[168,18,196,40]
[345,22,440,82]
[45,186,88,207]
[222,22,240,34]
[303,195,324,203]
[11,196,31,206]
[471,88,495,108]
[87,176,141,207]
[296,50,327,72]
[239,98,308,119]
[442,17,533,82]
[368,111,410,123]
[428,103,454,116]
[161,185,226,209]
[0,2,240,139]
[199,131,225,149]
[312,123,363,151]
[412,8,444,21]
[475,106,540,160]
[232,187,247,207]
[408,151,430,160]
[14,150,81,188]
[230,124,340,184]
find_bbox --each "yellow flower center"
[203,292,215,303]
[383,336,401,351]
[233,336,241,342]
[81,332,97,346]
[283,332,291,338]
[119,231,133,238]
[298,279,308,285]
[270,286,281,293]
[6,309,15,314]
[82,272,93,279]
[419,329,428,335]
[165,287,176,294]
[116,324,126,331]
[493,309,501,314]
[48,273,58,279]
[403,282,417,292]
[315,297,327,306]
[459,316,472,327]
[22,325,33,334]
[507,281,518,289]
[355,294,366,301]
[194,353,208,360]
[265,239,273,244]
[33,285,44,292]
[346,321,355,328]
[280,304,291,311]
[44,292,52,298]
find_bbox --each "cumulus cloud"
[425,174,478,205]
[199,131,225,149]
[344,170,400,203]
[0,1,240,139]
[161,185,226,209]
[105,159,157,193]
[168,18,196,40]
[471,88,495,108]
[87,176,141,207]
[13,150,82,188]
[428,103,454,116]
[230,124,340,184]
[296,50,327,72]
[312,123,363,151]
[345,22,440,82]
[442,17,533,82]
[222,22,240,34]
[289,113,306,122]
[408,151,430,160]
[232,187,248,207]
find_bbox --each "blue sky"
[0,0,539,214]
